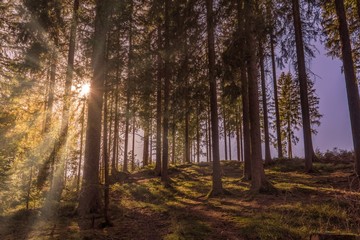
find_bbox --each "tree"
[78,0,111,216]
[259,45,272,164]
[292,0,316,172]
[244,0,269,192]
[334,0,360,176]
[277,72,301,158]
[206,0,223,195]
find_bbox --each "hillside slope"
[1,159,360,239]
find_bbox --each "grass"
[1,158,360,239]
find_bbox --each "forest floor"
[1,158,360,240]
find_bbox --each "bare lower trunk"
[131,115,136,171]
[206,116,209,162]
[143,124,150,167]
[223,110,228,160]
[236,111,241,161]
[172,124,176,164]
[196,113,200,163]
[229,132,232,160]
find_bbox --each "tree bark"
[131,115,136,171]
[78,0,110,216]
[171,123,176,164]
[208,104,212,162]
[228,130,232,160]
[206,0,223,195]
[260,46,272,164]
[292,0,315,172]
[102,83,110,225]
[155,25,162,176]
[270,36,283,158]
[196,112,200,163]
[161,0,170,183]
[143,123,150,167]
[205,114,209,162]
[236,110,241,161]
[77,98,86,193]
[245,0,268,192]
[237,0,251,179]
[123,4,134,172]
[335,0,360,176]
[223,109,228,160]
[112,81,120,174]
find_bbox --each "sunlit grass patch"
[164,214,211,240]
[231,213,301,240]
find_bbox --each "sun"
[80,83,90,96]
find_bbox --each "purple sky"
[291,43,353,157]
[219,42,354,159]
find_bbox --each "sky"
[219,42,354,159]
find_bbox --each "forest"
[0,0,360,239]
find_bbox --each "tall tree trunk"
[149,118,153,165]
[292,0,315,172]
[131,115,136,171]
[107,93,114,165]
[102,84,110,225]
[77,98,86,193]
[44,47,57,133]
[236,110,241,161]
[270,36,283,158]
[223,110,228,160]
[155,25,162,176]
[184,96,190,163]
[237,0,251,179]
[78,0,110,215]
[357,0,360,20]
[205,114,209,162]
[161,0,170,183]
[143,123,150,167]
[288,118,292,159]
[48,0,80,202]
[208,104,212,162]
[123,11,134,172]
[206,0,223,195]
[171,123,176,164]
[112,83,120,174]
[335,0,360,176]
[196,113,200,163]
[260,46,272,164]
[228,130,232,160]
[245,0,268,192]
[240,112,244,162]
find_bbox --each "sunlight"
[80,83,90,97]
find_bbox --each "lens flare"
[80,83,90,96]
